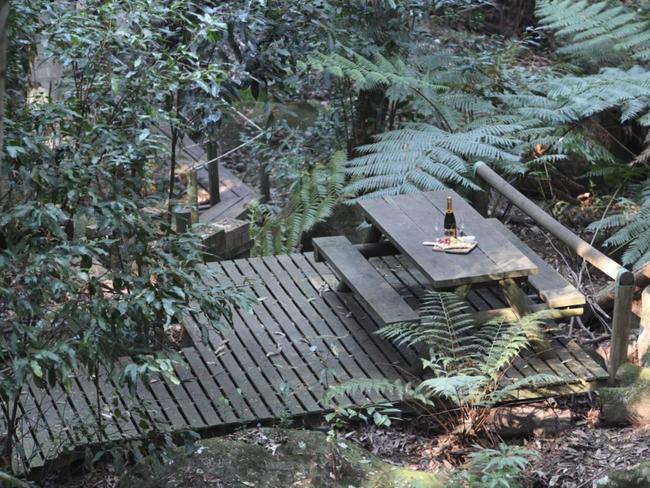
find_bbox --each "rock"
[597,462,650,487]
[117,428,445,488]
[487,404,575,438]
[600,363,650,426]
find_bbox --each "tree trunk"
[0,0,9,200]
[352,88,389,149]
[594,262,650,315]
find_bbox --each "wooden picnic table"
[313,190,585,326]
[359,190,538,289]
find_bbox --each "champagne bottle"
[444,196,457,237]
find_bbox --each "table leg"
[363,223,383,244]
[499,278,551,352]
[499,278,531,319]
[454,284,472,300]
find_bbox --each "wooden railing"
[474,161,635,384]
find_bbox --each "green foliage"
[324,401,402,428]
[536,0,650,65]
[588,180,650,267]
[346,124,518,199]
[311,50,524,199]
[0,0,253,470]
[454,444,536,488]
[325,292,556,436]
[250,152,346,256]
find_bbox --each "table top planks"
[358,191,538,287]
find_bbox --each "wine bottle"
[444,196,457,237]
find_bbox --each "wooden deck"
[3,253,608,472]
[160,127,258,222]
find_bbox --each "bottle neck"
[446,198,453,213]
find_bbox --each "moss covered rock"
[597,462,650,487]
[600,364,650,426]
[117,428,445,488]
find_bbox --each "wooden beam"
[475,162,626,280]
[174,207,191,233]
[472,304,584,324]
[499,278,531,318]
[639,287,650,365]
[609,269,635,384]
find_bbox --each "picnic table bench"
[314,189,585,328]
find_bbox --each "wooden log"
[474,161,625,280]
[188,170,199,224]
[640,287,650,366]
[594,262,650,315]
[609,269,636,385]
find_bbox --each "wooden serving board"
[430,242,478,254]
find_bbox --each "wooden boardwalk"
[160,127,258,222]
[3,253,608,472]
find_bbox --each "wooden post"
[188,170,199,224]
[207,139,220,205]
[174,207,191,233]
[639,287,650,366]
[609,269,635,384]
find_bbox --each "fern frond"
[250,152,346,256]
[537,0,650,64]
[598,180,650,267]
[323,378,412,406]
[344,124,519,200]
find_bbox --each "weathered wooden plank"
[183,315,258,422]
[272,255,396,405]
[215,260,318,415]
[359,192,537,287]
[175,351,223,427]
[312,236,418,325]
[306,256,419,371]
[285,254,415,383]
[214,260,305,417]
[157,361,207,430]
[213,260,318,414]
[180,348,233,424]
[422,192,538,278]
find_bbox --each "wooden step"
[489,219,585,309]
[313,236,419,326]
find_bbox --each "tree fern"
[345,123,521,200]
[250,152,346,256]
[588,180,650,268]
[537,0,650,64]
